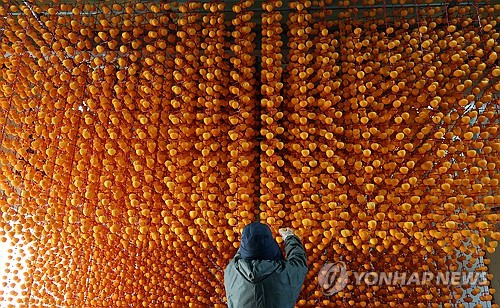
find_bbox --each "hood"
[239,222,284,261]
[234,255,283,283]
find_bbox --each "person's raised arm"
[279,228,307,268]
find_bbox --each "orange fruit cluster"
[0,0,498,307]
[260,0,286,232]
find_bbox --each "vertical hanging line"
[321,0,327,16]
[255,0,266,223]
[390,0,396,27]
[444,1,450,27]
[414,0,425,58]
[472,3,483,34]
[24,241,42,306]
[383,0,388,31]
[352,0,357,26]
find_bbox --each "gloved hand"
[279,227,294,241]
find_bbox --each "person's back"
[224,222,308,308]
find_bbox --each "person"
[224,221,308,308]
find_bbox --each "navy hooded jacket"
[224,222,308,308]
[239,222,284,261]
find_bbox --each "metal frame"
[7,1,490,15]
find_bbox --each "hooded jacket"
[239,222,284,261]
[224,232,308,308]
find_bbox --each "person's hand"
[279,227,294,241]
